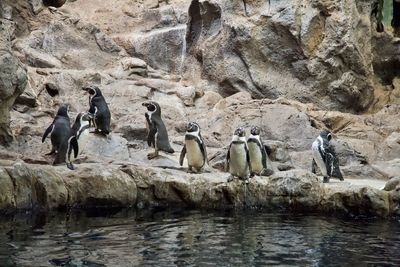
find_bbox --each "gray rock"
[85,134,130,162]
[0,51,27,145]
[95,31,122,53]
[59,164,137,208]
[0,168,16,212]
[382,177,400,191]
[125,25,187,73]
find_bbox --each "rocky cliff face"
[0,0,400,216]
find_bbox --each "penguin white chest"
[70,129,90,162]
[229,144,249,178]
[185,139,204,168]
[248,142,263,173]
[312,139,327,176]
[77,129,90,155]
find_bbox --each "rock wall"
[182,0,378,112]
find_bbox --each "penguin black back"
[142,101,174,159]
[83,85,111,135]
[42,104,73,165]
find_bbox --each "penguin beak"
[142,102,149,107]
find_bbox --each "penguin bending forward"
[82,85,111,135]
[142,101,174,159]
[179,122,208,173]
[42,104,78,169]
[311,130,343,183]
[247,126,268,176]
[225,127,251,182]
[66,112,92,169]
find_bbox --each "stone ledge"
[0,162,397,217]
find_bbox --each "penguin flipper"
[199,134,208,164]
[245,144,252,174]
[329,154,343,180]
[88,102,96,114]
[42,124,54,143]
[201,141,209,165]
[70,136,79,159]
[258,141,267,170]
[225,144,231,172]
[147,124,157,147]
[311,158,317,174]
[179,145,186,166]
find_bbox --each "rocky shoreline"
[1,0,400,219]
[0,160,397,218]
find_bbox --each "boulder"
[382,177,400,191]
[0,168,16,212]
[321,182,391,217]
[0,51,28,145]
[59,164,137,208]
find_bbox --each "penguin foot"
[45,149,56,156]
[147,152,159,160]
[323,176,330,183]
[376,22,384,33]
[227,176,234,183]
[66,162,75,170]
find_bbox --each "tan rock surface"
[0,0,399,217]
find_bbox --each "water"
[1,209,400,267]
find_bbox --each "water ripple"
[0,210,399,266]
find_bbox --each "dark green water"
[0,209,400,267]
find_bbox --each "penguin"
[225,127,251,182]
[82,85,111,135]
[65,112,92,169]
[247,126,268,176]
[179,122,208,173]
[142,101,175,159]
[42,104,78,169]
[311,130,343,183]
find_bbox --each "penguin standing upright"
[179,122,208,173]
[225,127,251,182]
[66,112,92,169]
[42,104,78,169]
[311,130,343,183]
[247,126,268,176]
[82,85,111,135]
[142,101,174,159]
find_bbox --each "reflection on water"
[0,208,399,267]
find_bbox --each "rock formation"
[0,0,399,217]
[0,3,28,145]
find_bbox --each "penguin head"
[320,130,332,141]
[186,122,200,133]
[82,85,102,97]
[75,112,92,125]
[57,104,70,117]
[142,101,161,116]
[234,127,246,138]
[250,126,261,136]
